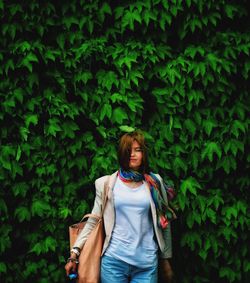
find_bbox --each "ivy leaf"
[25,114,38,128]
[184,118,196,137]
[0,199,8,215]
[61,121,79,139]
[45,118,62,137]
[44,236,57,252]
[99,2,112,22]
[122,9,142,31]
[224,139,244,156]
[30,242,42,255]
[225,206,238,219]
[216,156,236,174]
[19,127,30,141]
[14,206,31,222]
[219,266,236,281]
[112,107,128,124]
[180,177,201,196]
[231,120,245,137]
[75,71,93,84]
[202,142,222,162]
[100,103,112,121]
[59,207,72,219]
[97,126,107,138]
[119,125,135,132]
[12,182,29,197]
[198,249,208,260]
[173,157,187,176]
[31,200,51,217]
[143,9,157,26]
[224,4,237,19]
[187,212,195,228]
[13,88,24,103]
[0,262,7,273]
[203,119,217,136]
[20,53,39,72]
[4,59,15,74]
[96,70,118,91]
[206,207,217,224]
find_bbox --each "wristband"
[67,257,79,264]
[71,247,80,257]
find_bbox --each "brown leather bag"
[69,187,108,283]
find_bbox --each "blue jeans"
[101,255,158,283]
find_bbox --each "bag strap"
[79,213,102,222]
[78,175,111,222]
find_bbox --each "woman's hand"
[159,259,174,283]
[65,253,78,276]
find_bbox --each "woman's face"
[129,140,143,171]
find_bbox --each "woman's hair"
[117,130,149,173]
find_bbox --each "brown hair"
[117,130,149,173]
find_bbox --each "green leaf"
[96,70,119,91]
[173,157,187,176]
[0,199,8,215]
[186,213,195,228]
[112,107,128,124]
[14,206,31,222]
[31,200,51,217]
[44,236,57,252]
[224,4,237,19]
[119,125,135,132]
[59,207,72,219]
[100,103,112,121]
[0,0,4,10]
[202,142,222,162]
[225,206,238,219]
[203,119,217,136]
[45,118,62,137]
[75,71,93,84]
[99,2,112,21]
[143,9,157,26]
[25,114,38,128]
[184,119,196,137]
[198,249,208,260]
[61,121,79,139]
[12,182,29,197]
[206,207,217,224]
[180,177,201,196]
[19,127,29,141]
[30,242,42,255]
[122,9,142,31]
[219,266,236,281]
[0,262,6,273]
[20,53,39,72]
[231,120,245,137]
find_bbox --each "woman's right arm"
[64,176,109,276]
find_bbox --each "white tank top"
[105,177,158,268]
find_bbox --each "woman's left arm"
[159,258,174,283]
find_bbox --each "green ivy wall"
[0,0,249,282]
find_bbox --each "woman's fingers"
[65,262,77,276]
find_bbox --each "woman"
[65,130,176,282]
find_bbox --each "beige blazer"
[73,171,172,259]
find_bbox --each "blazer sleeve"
[155,173,173,259]
[72,175,109,250]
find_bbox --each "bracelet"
[70,248,80,256]
[67,257,79,264]
[71,247,80,257]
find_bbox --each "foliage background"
[0,0,250,282]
